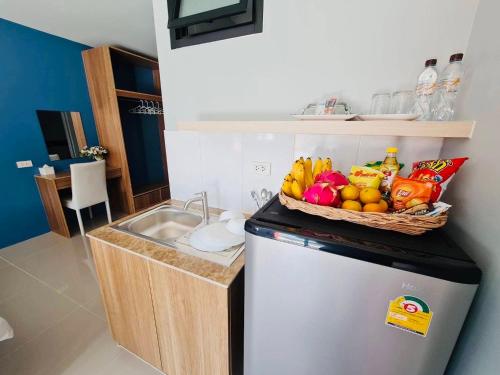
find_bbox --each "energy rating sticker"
[385,295,433,337]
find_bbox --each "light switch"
[16,160,33,168]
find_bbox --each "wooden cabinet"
[90,239,243,375]
[149,262,231,375]
[90,240,162,369]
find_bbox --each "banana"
[322,157,333,172]
[313,157,323,180]
[291,179,304,200]
[291,160,302,179]
[304,157,314,188]
[281,180,293,197]
[284,173,293,183]
[294,163,305,190]
[304,157,312,172]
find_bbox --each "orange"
[363,203,385,213]
[341,200,362,212]
[359,187,382,204]
[341,185,360,201]
[378,199,389,212]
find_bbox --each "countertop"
[87,199,245,288]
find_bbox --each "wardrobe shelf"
[116,89,162,102]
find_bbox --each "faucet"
[184,191,209,225]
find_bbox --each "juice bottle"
[379,147,400,199]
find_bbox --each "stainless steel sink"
[112,205,203,247]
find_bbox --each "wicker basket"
[279,191,447,235]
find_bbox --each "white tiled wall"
[165,131,444,213]
[200,133,243,211]
[241,134,295,212]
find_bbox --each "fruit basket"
[279,191,448,235]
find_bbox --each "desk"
[35,167,122,237]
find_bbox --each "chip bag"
[348,166,384,189]
[391,176,434,213]
[409,157,468,202]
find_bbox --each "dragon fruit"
[314,170,349,188]
[304,182,340,206]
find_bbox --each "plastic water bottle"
[411,59,438,120]
[432,53,464,121]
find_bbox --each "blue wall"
[0,19,98,248]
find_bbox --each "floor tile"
[0,280,78,358]
[0,265,41,304]
[13,237,102,309]
[0,232,67,262]
[0,308,119,375]
[0,232,157,374]
[98,348,163,375]
[0,258,10,270]
[82,295,107,321]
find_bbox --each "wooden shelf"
[110,46,159,68]
[178,120,475,138]
[133,183,169,197]
[116,89,162,102]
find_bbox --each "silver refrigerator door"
[244,233,478,375]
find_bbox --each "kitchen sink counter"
[87,199,245,288]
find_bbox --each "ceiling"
[0,0,158,57]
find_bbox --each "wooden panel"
[45,167,122,190]
[228,270,244,375]
[82,46,135,214]
[149,262,230,375]
[35,176,70,238]
[160,187,170,201]
[70,112,87,149]
[90,240,162,369]
[115,89,162,102]
[178,120,476,138]
[152,68,170,194]
[133,189,162,211]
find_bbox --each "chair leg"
[105,200,112,224]
[76,209,85,237]
[88,207,93,219]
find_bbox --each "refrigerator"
[244,196,481,375]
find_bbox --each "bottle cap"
[386,147,398,153]
[450,53,464,62]
[425,59,437,67]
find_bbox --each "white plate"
[357,114,419,121]
[189,222,245,252]
[292,114,357,121]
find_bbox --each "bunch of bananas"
[281,157,333,200]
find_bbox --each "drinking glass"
[391,90,415,114]
[369,93,391,114]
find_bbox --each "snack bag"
[391,176,434,214]
[409,157,468,202]
[348,166,384,189]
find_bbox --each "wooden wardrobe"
[82,46,169,214]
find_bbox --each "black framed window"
[167,0,263,49]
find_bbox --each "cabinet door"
[91,240,162,369]
[148,261,229,375]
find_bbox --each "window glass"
[179,0,240,17]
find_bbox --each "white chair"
[63,160,112,236]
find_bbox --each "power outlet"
[16,160,33,168]
[252,161,271,176]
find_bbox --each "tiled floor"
[0,227,162,374]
